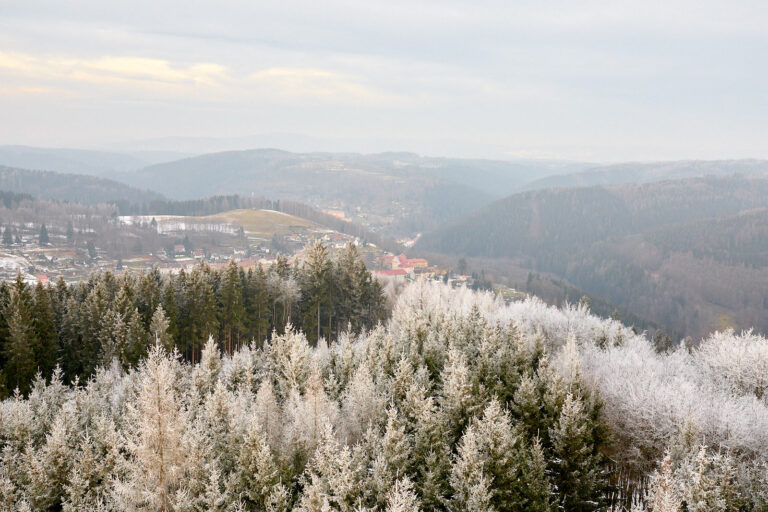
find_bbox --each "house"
[173,244,185,255]
[373,268,409,282]
[377,253,430,271]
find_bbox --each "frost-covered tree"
[114,344,187,511]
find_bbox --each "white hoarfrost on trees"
[1,279,768,511]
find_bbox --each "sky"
[1,0,767,161]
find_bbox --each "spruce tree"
[2,275,38,394]
[549,392,606,512]
[150,305,174,352]
[32,283,59,380]
[218,260,245,354]
[300,242,332,344]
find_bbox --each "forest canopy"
[1,279,766,511]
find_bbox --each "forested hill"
[418,175,768,339]
[419,175,768,259]
[0,165,163,207]
[517,158,768,192]
[114,149,566,234]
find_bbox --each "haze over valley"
[2,2,768,511]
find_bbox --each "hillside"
[0,165,163,207]
[518,159,768,191]
[203,209,314,236]
[115,149,566,235]
[417,175,768,339]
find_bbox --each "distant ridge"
[0,165,164,206]
[517,159,768,191]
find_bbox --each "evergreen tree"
[228,419,285,511]
[2,275,38,394]
[150,305,173,352]
[300,242,332,344]
[38,224,49,245]
[549,392,606,511]
[32,283,59,380]
[3,225,12,246]
[115,344,186,511]
[218,260,245,354]
[65,221,74,244]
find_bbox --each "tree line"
[0,242,386,396]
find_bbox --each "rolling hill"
[417,175,768,339]
[114,149,570,235]
[0,166,164,207]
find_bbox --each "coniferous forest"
[1,273,767,511]
[0,242,385,397]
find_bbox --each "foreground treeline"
[1,281,767,511]
[0,281,611,512]
[0,242,386,396]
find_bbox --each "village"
[0,211,489,291]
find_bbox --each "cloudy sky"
[1,1,766,160]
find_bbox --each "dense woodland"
[1,280,766,511]
[0,242,385,396]
[418,175,768,339]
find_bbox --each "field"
[202,209,315,236]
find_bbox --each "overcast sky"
[1,1,766,160]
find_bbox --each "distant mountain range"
[111,148,573,234]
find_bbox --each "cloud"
[0,51,402,106]
[247,67,404,105]
[0,51,227,88]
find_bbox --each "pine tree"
[124,308,149,367]
[38,224,49,245]
[549,392,605,512]
[296,424,359,512]
[229,419,284,511]
[3,225,12,246]
[3,276,38,394]
[449,425,493,512]
[385,478,422,512]
[31,283,58,380]
[648,454,681,512]
[65,221,74,244]
[150,305,174,352]
[300,242,332,344]
[115,344,186,511]
[218,260,246,354]
[25,412,74,510]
